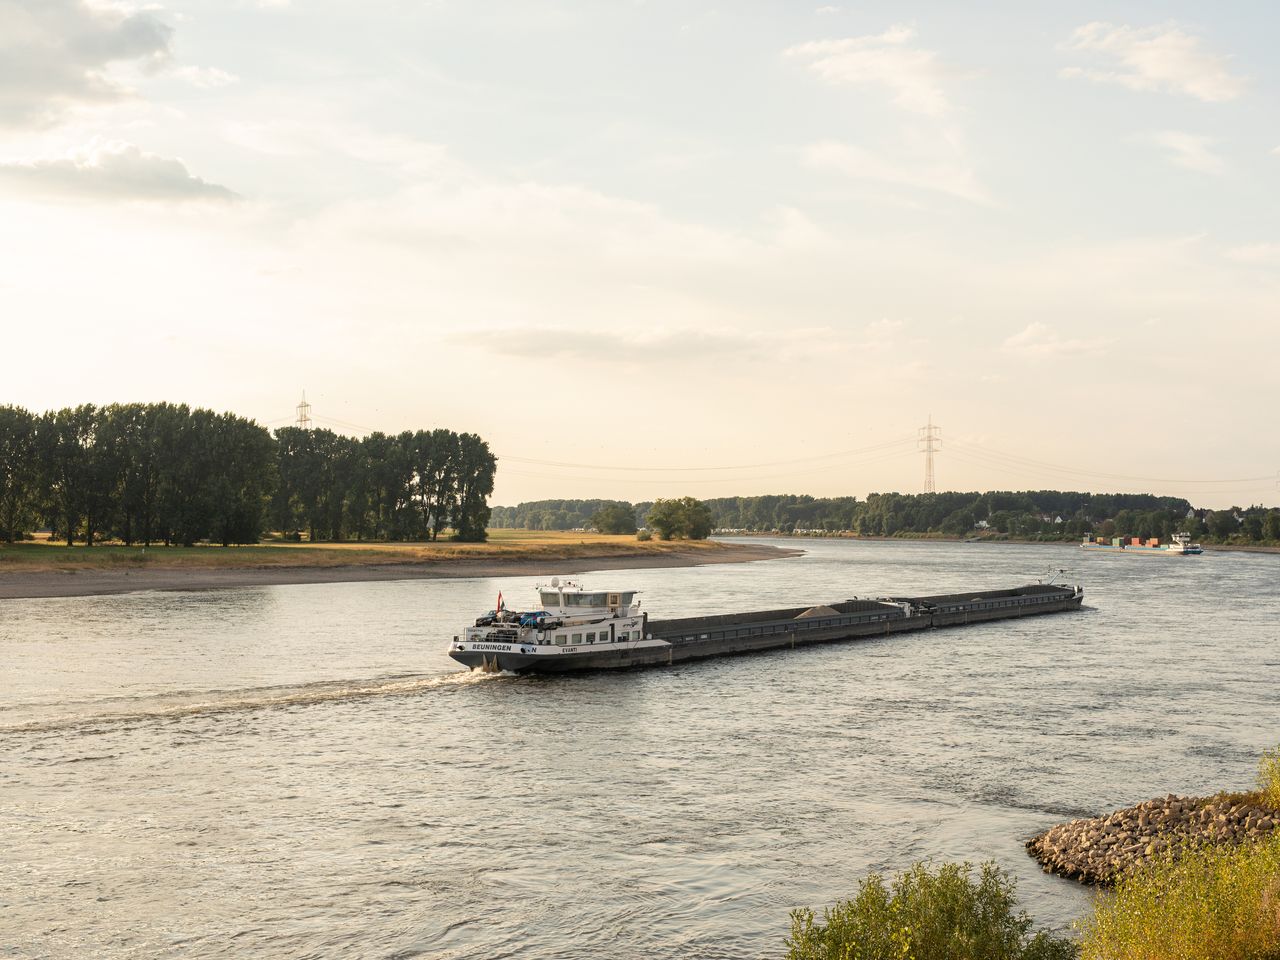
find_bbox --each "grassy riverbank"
[0,530,734,574]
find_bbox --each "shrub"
[1077,832,1280,960]
[1258,745,1280,809]
[785,860,1077,960]
[590,503,637,535]
[635,529,652,541]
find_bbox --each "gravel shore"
[1026,793,1280,885]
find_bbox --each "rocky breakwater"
[1026,793,1279,885]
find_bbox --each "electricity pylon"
[295,391,312,429]
[918,415,941,493]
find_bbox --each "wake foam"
[2,669,507,735]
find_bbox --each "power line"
[947,439,1273,485]
[310,413,383,434]
[498,435,918,473]
[498,447,918,486]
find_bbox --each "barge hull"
[452,585,1082,674]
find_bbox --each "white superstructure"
[450,578,662,670]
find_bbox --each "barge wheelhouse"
[450,578,657,673]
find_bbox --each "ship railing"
[466,627,525,642]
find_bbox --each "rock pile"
[1026,793,1279,885]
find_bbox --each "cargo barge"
[448,576,1084,674]
[1081,532,1203,555]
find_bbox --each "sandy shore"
[0,542,800,600]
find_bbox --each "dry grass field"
[0,530,731,574]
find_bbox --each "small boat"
[448,576,1084,675]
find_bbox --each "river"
[3,538,1277,958]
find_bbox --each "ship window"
[572,633,582,644]
[586,632,596,643]
[564,593,607,607]
[555,634,567,645]
[541,592,561,607]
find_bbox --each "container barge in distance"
[1081,532,1203,555]
[448,576,1085,674]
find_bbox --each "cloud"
[1143,131,1225,174]
[814,5,841,14]
[1225,243,1280,265]
[172,65,239,89]
[0,0,173,127]
[1001,322,1108,358]
[1062,22,1245,102]
[785,25,951,116]
[802,140,988,204]
[0,141,236,201]
[864,317,904,341]
[453,326,780,366]
[786,27,985,203]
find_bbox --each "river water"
[3,538,1278,959]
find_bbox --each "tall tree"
[210,413,276,545]
[0,405,39,542]
[38,405,97,546]
[159,406,219,546]
[452,433,496,542]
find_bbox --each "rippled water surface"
[4,539,1278,958]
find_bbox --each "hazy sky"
[2,1,1277,508]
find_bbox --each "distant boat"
[1081,532,1203,555]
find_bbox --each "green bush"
[635,529,652,541]
[786,860,1077,960]
[1077,832,1280,960]
[1257,745,1280,809]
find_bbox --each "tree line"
[489,499,649,532]
[489,491,1280,544]
[0,404,496,545]
[704,491,1198,538]
[489,497,714,540]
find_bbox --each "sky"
[1,0,1277,509]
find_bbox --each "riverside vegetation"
[787,747,1280,960]
[785,861,1077,960]
[491,493,1280,547]
[0,403,496,545]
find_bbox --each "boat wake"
[1,670,508,735]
